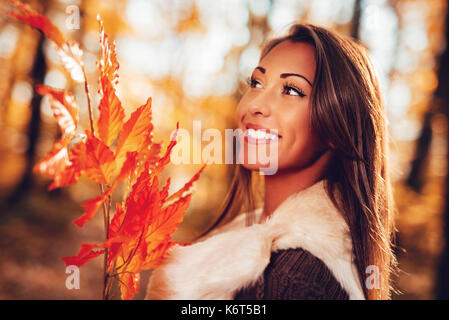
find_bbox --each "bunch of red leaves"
[8,0,205,300]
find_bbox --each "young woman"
[145,23,399,300]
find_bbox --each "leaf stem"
[82,66,113,299]
[82,67,95,134]
[100,184,111,299]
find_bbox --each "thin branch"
[81,65,113,300]
[82,67,95,134]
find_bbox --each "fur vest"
[145,179,365,300]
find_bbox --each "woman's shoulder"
[266,248,350,299]
[234,247,349,300]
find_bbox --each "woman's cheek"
[277,124,310,170]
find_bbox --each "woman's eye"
[283,85,306,97]
[246,77,262,88]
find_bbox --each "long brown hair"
[197,23,399,300]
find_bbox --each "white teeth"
[246,129,279,141]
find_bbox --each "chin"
[240,162,264,171]
[239,157,280,175]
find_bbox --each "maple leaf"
[141,241,183,270]
[115,98,153,171]
[62,243,105,268]
[36,85,78,136]
[46,152,82,190]
[57,41,85,83]
[33,85,83,190]
[95,16,124,147]
[96,75,125,146]
[73,151,138,227]
[34,136,71,183]
[118,271,140,300]
[9,0,84,82]
[74,194,109,228]
[47,139,86,190]
[130,142,161,188]
[139,122,179,179]
[8,0,65,46]
[106,203,126,266]
[97,16,119,88]
[109,203,126,239]
[83,130,116,185]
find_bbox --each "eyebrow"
[255,66,313,87]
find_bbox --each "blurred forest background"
[0,0,448,300]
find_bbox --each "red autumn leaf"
[74,151,138,227]
[48,140,86,190]
[114,151,139,185]
[118,176,161,239]
[129,142,161,187]
[33,136,71,180]
[117,266,141,300]
[142,122,179,179]
[33,85,83,190]
[83,130,116,185]
[8,0,65,46]
[9,0,84,83]
[113,192,191,300]
[62,243,105,268]
[144,194,192,249]
[115,98,153,170]
[97,16,119,88]
[95,17,124,146]
[110,204,126,239]
[74,194,108,228]
[96,75,125,146]
[57,40,85,83]
[106,204,126,268]
[36,85,79,136]
[141,241,180,270]
[46,157,82,191]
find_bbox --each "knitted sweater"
[233,248,349,299]
[145,179,365,300]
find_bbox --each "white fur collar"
[145,179,365,300]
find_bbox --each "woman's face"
[237,40,327,173]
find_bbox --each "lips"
[243,123,281,144]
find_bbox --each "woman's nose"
[248,94,272,117]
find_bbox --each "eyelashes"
[283,80,306,97]
[245,76,306,98]
[245,76,259,88]
[245,76,260,93]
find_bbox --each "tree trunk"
[7,35,46,206]
[436,6,449,300]
[406,106,435,192]
[351,0,362,40]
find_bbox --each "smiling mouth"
[243,127,281,144]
